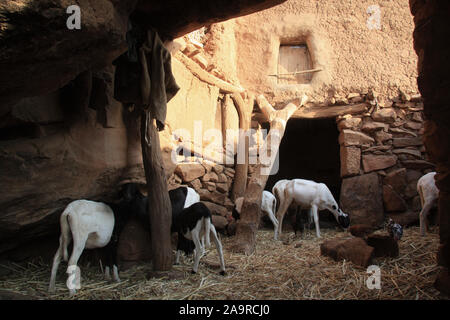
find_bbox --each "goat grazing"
[233,191,279,239]
[48,200,129,296]
[120,183,202,264]
[168,186,203,264]
[274,179,350,239]
[273,179,312,235]
[417,172,439,236]
[119,183,150,232]
[172,202,225,275]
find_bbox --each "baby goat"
[172,202,225,275]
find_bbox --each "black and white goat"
[168,186,209,264]
[120,183,149,227]
[172,202,225,275]
[48,199,130,296]
[119,183,203,264]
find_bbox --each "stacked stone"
[337,91,433,227]
[169,30,228,82]
[167,159,236,232]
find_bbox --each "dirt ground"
[0,226,447,300]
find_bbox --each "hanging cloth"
[113,25,180,132]
[140,28,180,131]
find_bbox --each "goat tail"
[204,217,212,248]
[272,186,281,212]
[418,184,425,208]
[60,211,71,261]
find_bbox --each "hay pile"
[0,226,447,300]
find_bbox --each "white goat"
[273,179,312,231]
[48,200,119,296]
[233,191,279,239]
[274,179,350,239]
[417,172,439,236]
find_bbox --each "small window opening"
[277,44,313,84]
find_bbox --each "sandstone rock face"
[203,201,229,217]
[212,215,228,231]
[340,146,361,177]
[0,0,289,256]
[384,168,407,194]
[393,137,422,147]
[0,0,285,108]
[338,117,362,131]
[373,130,393,144]
[372,108,397,123]
[401,160,435,170]
[392,148,422,158]
[202,172,219,182]
[339,129,374,146]
[320,237,374,268]
[188,178,202,190]
[0,0,136,108]
[349,224,375,238]
[362,154,397,173]
[383,185,407,212]
[340,173,384,227]
[174,163,206,182]
[0,110,128,254]
[361,120,389,133]
[366,233,399,258]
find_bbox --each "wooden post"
[230,93,252,201]
[232,94,306,254]
[140,113,173,271]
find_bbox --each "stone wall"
[166,160,236,234]
[337,91,432,227]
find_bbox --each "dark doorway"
[265,117,341,228]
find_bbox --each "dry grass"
[0,226,448,300]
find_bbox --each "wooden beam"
[232,96,303,255]
[230,93,252,201]
[256,94,277,122]
[291,103,368,119]
[174,52,244,94]
[141,116,173,271]
[268,68,323,77]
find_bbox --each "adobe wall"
[227,0,418,105]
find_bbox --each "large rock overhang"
[0,0,286,110]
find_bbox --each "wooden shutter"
[278,45,312,84]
